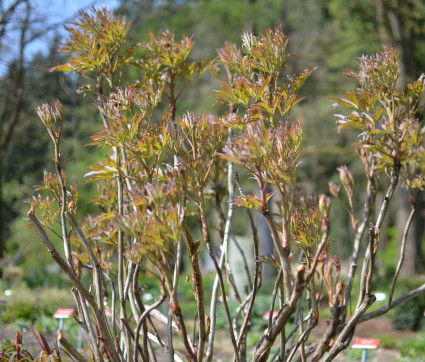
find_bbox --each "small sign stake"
[53,308,74,348]
[352,338,380,362]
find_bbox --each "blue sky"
[39,0,119,26]
[0,0,119,74]
[27,0,120,55]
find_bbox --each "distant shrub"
[399,335,425,359]
[5,286,75,323]
[392,279,425,331]
[5,288,37,322]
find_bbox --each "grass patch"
[372,333,399,349]
[399,334,425,360]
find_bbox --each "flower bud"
[319,194,331,216]
[337,165,354,196]
[35,100,63,143]
[328,181,340,197]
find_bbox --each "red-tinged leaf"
[233,194,262,210]
[255,76,272,101]
[368,130,385,135]
[286,95,305,111]
[258,254,281,269]
[329,96,359,109]
[233,192,274,211]
[49,63,73,72]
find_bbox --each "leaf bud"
[319,194,331,216]
[35,100,64,144]
[337,165,354,195]
[328,181,341,198]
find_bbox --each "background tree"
[0,0,30,259]
[0,1,102,279]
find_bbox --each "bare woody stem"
[253,265,306,362]
[262,210,292,299]
[322,294,376,362]
[254,215,329,361]
[164,264,196,361]
[97,89,130,359]
[285,314,318,361]
[54,143,72,268]
[27,210,120,361]
[206,129,235,362]
[357,161,400,309]
[198,192,240,362]
[318,225,379,361]
[115,147,132,360]
[365,224,379,296]
[258,176,292,300]
[72,288,104,362]
[344,177,374,309]
[387,206,416,306]
[356,223,380,310]
[134,291,167,362]
[303,283,425,361]
[181,224,207,361]
[65,212,105,316]
[234,171,261,354]
[360,282,425,322]
[58,330,86,362]
[376,162,401,230]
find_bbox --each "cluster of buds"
[35,99,63,146]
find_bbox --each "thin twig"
[356,223,379,309]
[322,294,376,362]
[288,299,302,350]
[181,225,207,360]
[263,209,293,299]
[233,291,252,338]
[115,147,132,360]
[361,282,425,322]
[71,288,102,362]
[253,265,306,361]
[66,212,105,316]
[234,171,262,356]
[28,210,120,361]
[365,224,379,296]
[58,330,86,362]
[387,206,415,306]
[131,266,147,359]
[206,128,235,362]
[298,309,306,362]
[279,281,286,361]
[285,315,318,361]
[344,177,374,308]
[81,263,117,340]
[134,292,167,362]
[269,270,282,333]
[56,154,72,267]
